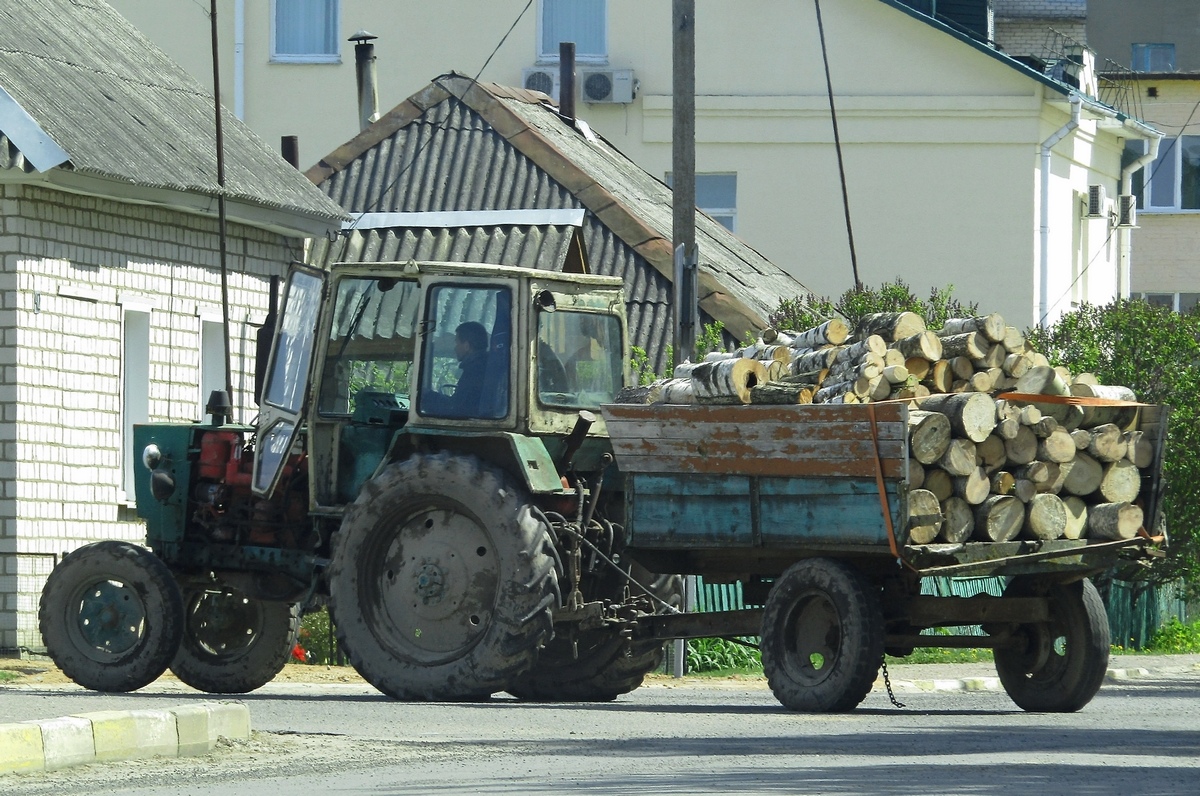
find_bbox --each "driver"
[424,321,489,416]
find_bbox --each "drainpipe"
[1037,93,1082,328]
[1117,133,1161,298]
[234,0,245,118]
[351,31,379,132]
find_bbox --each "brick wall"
[995,21,1088,57]
[0,183,303,654]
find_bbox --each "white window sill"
[1138,208,1200,215]
[535,56,609,66]
[270,54,342,64]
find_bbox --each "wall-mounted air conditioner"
[1116,194,1138,228]
[1086,185,1107,218]
[579,68,636,104]
[522,67,560,103]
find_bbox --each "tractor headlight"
[141,443,162,470]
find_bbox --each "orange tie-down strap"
[867,403,920,571]
[995,391,1150,407]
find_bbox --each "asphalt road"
[3,659,1199,796]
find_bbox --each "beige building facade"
[108,0,1159,328]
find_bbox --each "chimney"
[350,30,379,132]
[280,135,299,168]
[559,41,575,123]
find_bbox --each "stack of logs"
[615,310,1154,545]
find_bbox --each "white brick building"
[0,0,345,654]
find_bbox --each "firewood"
[1015,365,1070,396]
[882,364,910,384]
[1018,405,1042,426]
[905,357,931,381]
[908,459,926,489]
[791,347,839,374]
[976,434,1007,472]
[1002,326,1026,353]
[893,330,943,361]
[990,471,1016,495]
[614,383,663,404]
[1035,462,1061,493]
[747,344,791,364]
[1027,352,1050,368]
[940,496,975,544]
[995,416,1020,440]
[1070,383,1139,429]
[1037,428,1076,463]
[832,335,886,367]
[1072,372,1100,387]
[702,351,738,362]
[749,382,815,405]
[976,344,1007,370]
[1014,461,1051,485]
[1004,425,1038,465]
[1062,496,1088,539]
[1070,428,1091,450]
[1013,479,1037,503]
[907,409,953,459]
[924,468,953,502]
[968,370,995,393]
[1054,365,1073,384]
[1097,460,1142,504]
[973,494,1024,542]
[922,360,953,393]
[1003,352,1033,378]
[761,327,792,345]
[906,488,943,544]
[1086,423,1127,462]
[954,466,991,505]
[940,313,1006,343]
[1031,416,1058,437]
[938,438,979,477]
[658,378,695,404]
[1023,493,1067,541]
[1088,502,1143,541]
[1123,430,1154,468]
[940,332,989,360]
[949,356,975,381]
[883,348,907,367]
[918,393,997,442]
[786,319,850,349]
[858,312,926,342]
[813,380,856,404]
[869,376,892,402]
[891,383,930,400]
[678,358,768,404]
[1061,451,1103,496]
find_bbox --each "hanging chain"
[881,659,906,709]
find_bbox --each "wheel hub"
[76,580,145,656]
[186,590,262,658]
[414,559,447,605]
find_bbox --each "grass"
[1134,617,1200,654]
[0,670,19,683]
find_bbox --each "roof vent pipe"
[280,135,299,169]
[351,30,379,132]
[559,41,576,122]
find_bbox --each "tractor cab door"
[252,264,326,498]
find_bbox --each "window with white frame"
[539,0,606,63]
[1141,292,1200,313]
[1131,43,1175,73]
[1126,137,1200,211]
[666,173,738,232]
[272,0,339,62]
[121,307,150,501]
[199,316,226,421]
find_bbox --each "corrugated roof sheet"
[309,74,809,370]
[0,0,346,232]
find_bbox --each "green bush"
[1142,617,1200,654]
[297,606,343,665]
[1028,299,1200,594]
[686,637,762,674]
[769,279,977,334]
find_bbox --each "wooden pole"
[672,0,696,365]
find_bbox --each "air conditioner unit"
[1086,184,1107,218]
[579,68,636,104]
[522,67,560,103]
[1116,194,1138,228]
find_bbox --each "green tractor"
[39,260,680,699]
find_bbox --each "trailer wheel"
[507,567,683,701]
[169,588,298,694]
[761,558,884,712]
[328,454,558,700]
[993,577,1109,712]
[38,541,184,692]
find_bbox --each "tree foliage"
[1028,299,1200,593]
[768,279,978,333]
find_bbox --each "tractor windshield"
[317,275,420,417]
[536,311,623,409]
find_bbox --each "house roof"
[0,0,347,237]
[307,74,811,369]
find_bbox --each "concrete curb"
[0,702,250,775]
[878,665,1156,695]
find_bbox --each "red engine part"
[197,430,253,487]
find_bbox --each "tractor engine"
[188,429,311,549]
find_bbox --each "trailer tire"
[328,454,558,700]
[169,588,298,694]
[994,576,1109,712]
[38,541,184,692]
[507,567,683,701]
[761,558,883,712]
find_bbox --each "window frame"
[270,0,341,64]
[665,172,739,232]
[1131,43,1176,73]
[1139,292,1200,314]
[119,300,152,505]
[537,0,608,64]
[1127,136,1200,213]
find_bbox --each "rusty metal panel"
[758,477,897,546]
[603,403,908,479]
[628,474,754,546]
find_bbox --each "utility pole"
[672,0,697,367]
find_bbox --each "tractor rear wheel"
[328,454,559,700]
[38,541,184,692]
[169,587,299,694]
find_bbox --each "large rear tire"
[761,558,883,712]
[507,566,683,702]
[328,454,558,700]
[38,541,184,692]
[994,577,1109,712]
[169,588,298,694]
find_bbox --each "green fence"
[693,575,1193,650]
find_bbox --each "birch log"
[893,331,943,361]
[1087,423,1128,462]
[787,319,850,349]
[1023,493,1067,541]
[939,332,989,360]
[908,410,952,464]
[1124,430,1154,468]
[918,392,998,442]
[679,359,767,404]
[906,489,943,544]
[1061,451,1104,496]
[940,496,975,544]
[954,466,991,505]
[1097,459,1142,504]
[924,468,953,502]
[1037,428,1077,463]
[940,313,1006,343]
[1004,425,1038,465]
[749,382,815,405]
[658,378,695,404]
[938,439,979,476]
[1071,383,1139,429]
[973,495,1024,542]
[1088,502,1143,541]
[791,347,840,374]
[1063,496,1088,540]
[858,311,926,342]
